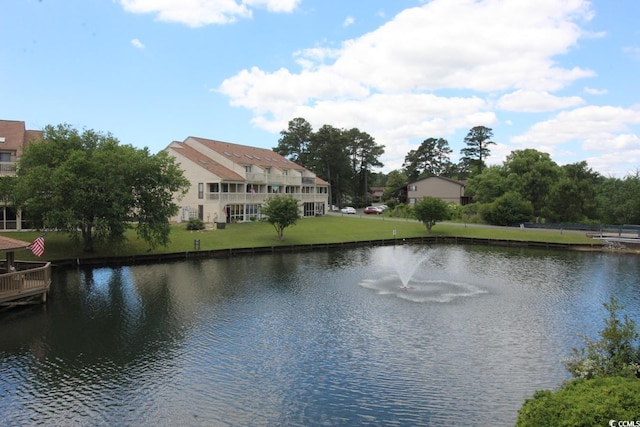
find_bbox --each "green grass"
[2,215,600,262]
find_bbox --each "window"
[245,165,252,173]
[198,183,204,199]
[408,185,417,191]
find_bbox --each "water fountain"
[359,245,487,303]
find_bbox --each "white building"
[165,136,330,224]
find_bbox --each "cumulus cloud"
[343,16,354,27]
[216,0,605,171]
[119,0,301,27]
[497,90,584,112]
[513,105,640,147]
[131,38,145,49]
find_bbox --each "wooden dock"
[0,261,51,306]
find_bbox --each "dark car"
[364,206,383,214]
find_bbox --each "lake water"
[1,244,639,426]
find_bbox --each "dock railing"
[0,261,52,304]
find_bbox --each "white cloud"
[343,16,354,27]
[513,105,640,147]
[214,0,638,173]
[497,90,584,112]
[623,46,640,61]
[584,86,608,95]
[131,38,145,49]
[119,0,300,27]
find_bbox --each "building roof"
[0,236,31,252]
[190,136,305,172]
[0,120,43,155]
[168,142,245,181]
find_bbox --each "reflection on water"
[1,245,639,426]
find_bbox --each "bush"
[481,191,533,226]
[516,377,640,427]
[517,297,640,426]
[186,218,205,230]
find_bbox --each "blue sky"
[2,0,639,177]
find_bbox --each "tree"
[305,125,352,207]
[596,172,640,225]
[382,169,408,202]
[403,137,453,181]
[464,165,508,204]
[503,149,560,219]
[14,124,190,252]
[480,191,533,226]
[459,126,495,175]
[345,128,385,205]
[545,161,601,222]
[273,117,313,164]
[413,196,449,232]
[261,195,300,241]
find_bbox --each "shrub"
[482,191,533,226]
[186,218,205,230]
[516,377,640,427]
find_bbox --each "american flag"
[29,236,45,257]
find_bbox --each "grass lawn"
[2,215,600,262]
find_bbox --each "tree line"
[276,117,640,226]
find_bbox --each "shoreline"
[49,235,621,269]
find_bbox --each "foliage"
[382,170,409,202]
[413,196,449,232]
[14,124,190,252]
[564,297,640,379]
[386,203,413,219]
[275,118,385,208]
[596,173,640,225]
[186,218,205,230]
[459,126,495,175]
[543,161,602,223]
[517,297,640,426]
[480,192,533,226]
[515,377,640,427]
[273,117,312,164]
[446,202,462,220]
[261,195,300,241]
[464,165,508,204]
[403,137,453,181]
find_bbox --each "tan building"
[165,136,330,224]
[0,120,43,230]
[406,176,470,205]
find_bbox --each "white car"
[340,206,356,214]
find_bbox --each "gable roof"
[189,136,305,171]
[168,142,245,181]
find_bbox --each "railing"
[0,162,16,175]
[0,261,51,303]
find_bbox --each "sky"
[2,0,640,177]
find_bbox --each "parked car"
[330,205,340,211]
[364,206,383,214]
[340,206,356,214]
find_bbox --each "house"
[406,176,470,205]
[370,186,384,203]
[165,136,330,224]
[0,120,43,230]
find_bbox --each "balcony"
[0,162,17,175]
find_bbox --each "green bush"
[481,191,533,226]
[186,218,205,230]
[516,377,640,427]
[517,298,640,426]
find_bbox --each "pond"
[1,244,639,426]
